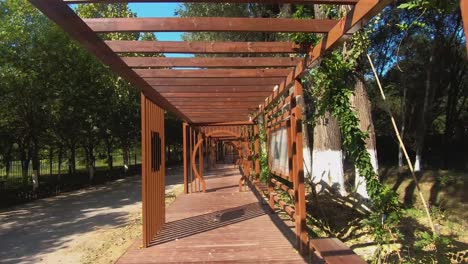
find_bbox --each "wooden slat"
[122,57,302,68]
[146,77,284,86]
[171,102,258,106]
[107,41,304,54]
[85,17,337,33]
[28,0,191,123]
[162,92,270,98]
[154,85,274,93]
[168,97,264,102]
[309,238,366,264]
[134,69,291,78]
[66,0,358,4]
[176,105,258,108]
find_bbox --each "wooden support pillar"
[189,127,193,193]
[140,92,165,248]
[198,133,204,188]
[462,0,468,53]
[254,125,260,180]
[292,80,307,254]
[183,122,188,194]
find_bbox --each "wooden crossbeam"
[135,69,291,78]
[177,106,257,110]
[161,92,270,98]
[153,86,274,93]
[122,57,302,68]
[85,17,337,33]
[168,97,264,102]
[106,41,304,54]
[65,0,358,4]
[171,102,258,106]
[146,77,284,86]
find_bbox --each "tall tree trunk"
[57,146,63,182]
[350,76,378,199]
[312,112,347,196]
[20,147,30,184]
[106,140,113,171]
[49,146,53,176]
[85,144,95,182]
[4,144,12,178]
[311,4,346,195]
[414,58,433,172]
[398,86,407,170]
[122,142,129,171]
[69,143,76,175]
[31,136,40,190]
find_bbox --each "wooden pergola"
[30,0,394,261]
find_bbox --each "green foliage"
[279,5,319,44]
[306,29,402,249]
[257,119,270,183]
[0,1,181,181]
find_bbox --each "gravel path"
[0,166,184,264]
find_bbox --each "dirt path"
[0,166,184,264]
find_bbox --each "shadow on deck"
[116,165,306,263]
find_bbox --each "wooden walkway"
[117,165,307,263]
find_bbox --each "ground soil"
[0,166,184,264]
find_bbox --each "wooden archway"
[191,130,241,192]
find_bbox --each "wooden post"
[292,80,307,254]
[198,133,203,191]
[462,0,468,53]
[182,122,188,194]
[140,93,165,248]
[189,127,193,193]
[254,125,260,180]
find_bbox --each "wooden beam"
[193,121,254,126]
[107,41,304,54]
[146,77,284,86]
[122,57,302,68]
[28,0,191,122]
[168,97,264,102]
[172,102,258,107]
[66,0,358,4]
[135,69,291,78]
[153,86,274,93]
[85,17,337,33]
[179,107,252,113]
[162,92,271,98]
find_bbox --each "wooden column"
[198,133,204,190]
[462,0,468,53]
[141,92,165,248]
[264,113,275,212]
[189,127,193,193]
[254,125,260,180]
[182,122,188,194]
[292,80,307,254]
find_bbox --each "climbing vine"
[305,29,402,252]
[258,117,270,183]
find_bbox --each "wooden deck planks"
[117,166,306,263]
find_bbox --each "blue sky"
[128,3,191,58]
[129,3,182,42]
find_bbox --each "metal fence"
[0,150,142,208]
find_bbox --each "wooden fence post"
[292,80,308,254]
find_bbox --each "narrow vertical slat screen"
[141,93,165,247]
